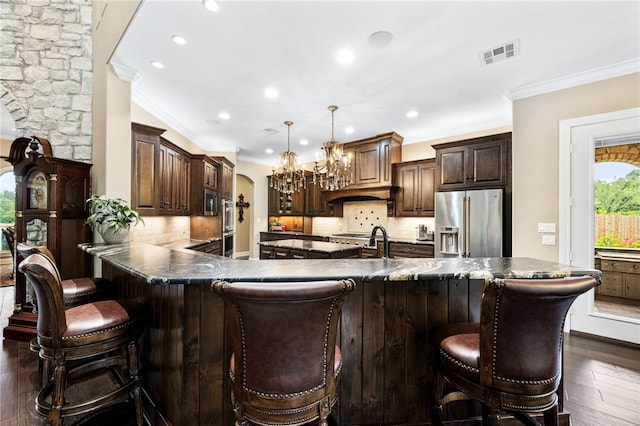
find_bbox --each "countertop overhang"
[80,242,599,285]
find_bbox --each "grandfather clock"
[2,136,92,341]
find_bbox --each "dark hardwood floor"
[1,285,639,425]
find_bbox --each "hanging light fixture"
[313,105,353,191]
[270,120,306,194]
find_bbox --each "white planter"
[100,227,130,244]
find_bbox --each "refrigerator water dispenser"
[439,226,459,255]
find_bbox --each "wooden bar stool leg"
[128,341,143,426]
[50,355,67,426]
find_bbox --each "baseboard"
[570,330,640,349]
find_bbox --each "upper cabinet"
[304,176,343,217]
[131,123,164,215]
[159,138,190,215]
[268,186,305,216]
[215,157,234,200]
[394,159,435,217]
[323,132,403,202]
[435,132,511,191]
[190,155,219,216]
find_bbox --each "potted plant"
[85,195,144,244]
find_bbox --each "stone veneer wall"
[0,0,93,161]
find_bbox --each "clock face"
[27,171,47,209]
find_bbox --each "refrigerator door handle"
[462,196,469,257]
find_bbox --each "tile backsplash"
[312,200,435,240]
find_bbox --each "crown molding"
[506,59,640,101]
[131,89,197,142]
[110,61,142,85]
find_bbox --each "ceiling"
[6,1,639,165]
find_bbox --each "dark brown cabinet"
[215,157,234,200]
[388,242,434,258]
[322,132,403,203]
[189,240,222,255]
[131,123,163,215]
[435,133,511,191]
[346,133,401,188]
[304,176,343,217]
[159,139,190,215]
[394,159,435,217]
[131,123,191,215]
[190,155,219,216]
[267,187,304,216]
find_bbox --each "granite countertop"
[155,238,222,251]
[258,239,361,253]
[79,242,599,285]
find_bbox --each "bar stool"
[19,252,144,426]
[16,243,111,307]
[212,279,356,426]
[432,275,600,426]
[17,243,113,384]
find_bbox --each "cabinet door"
[624,274,640,299]
[469,139,508,186]
[435,133,510,191]
[395,163,419,216]
[221,162,233,199]
[132,130,159,214]
[395,160,435,217]
[437,146,467,189]
[417,161,435,216]
[268,186,283,216]
[203,160,218,190]
[177,154,190,213]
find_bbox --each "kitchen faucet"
[369,225,389,259]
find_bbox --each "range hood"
[321,131,403,203]
[322,185,398,202]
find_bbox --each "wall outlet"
[537,223,556,233]
[542,235,556,245]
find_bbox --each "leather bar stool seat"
[212,279,355,426]
[432,275,600,426]
[19,252,144,426]
[16,243,111,307]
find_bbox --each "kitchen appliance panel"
[203,189,218,216]
[435,189,502,258]
[435,191,464,257]
[467,189,502,257]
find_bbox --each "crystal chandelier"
[313,105,352,191]
[270,120,306,194]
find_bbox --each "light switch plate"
[537,223,556,233]
[542,235,556,245]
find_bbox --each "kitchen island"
[259,238,361,259]
[80,243,599,426]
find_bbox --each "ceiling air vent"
[479,40,519,66]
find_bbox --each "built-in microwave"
[204,189,218,216]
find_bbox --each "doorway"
[235,174,254,259]
[559,107,640,344]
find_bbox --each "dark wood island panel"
[86,244,598,425]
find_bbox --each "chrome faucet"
[369,225,389,259]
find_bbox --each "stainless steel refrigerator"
[435,189,502,257]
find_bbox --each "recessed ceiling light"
[336,48,355,65]
[203,0,220,12]
[218,112,230,120]
[265,148,274,154]
[406,110,419,118]
[172,35,186,45]
[368,31,393,49]
[345,126,355,134]
[299,139,309,146]
[265,87,279,98]
[150,61,165,69]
